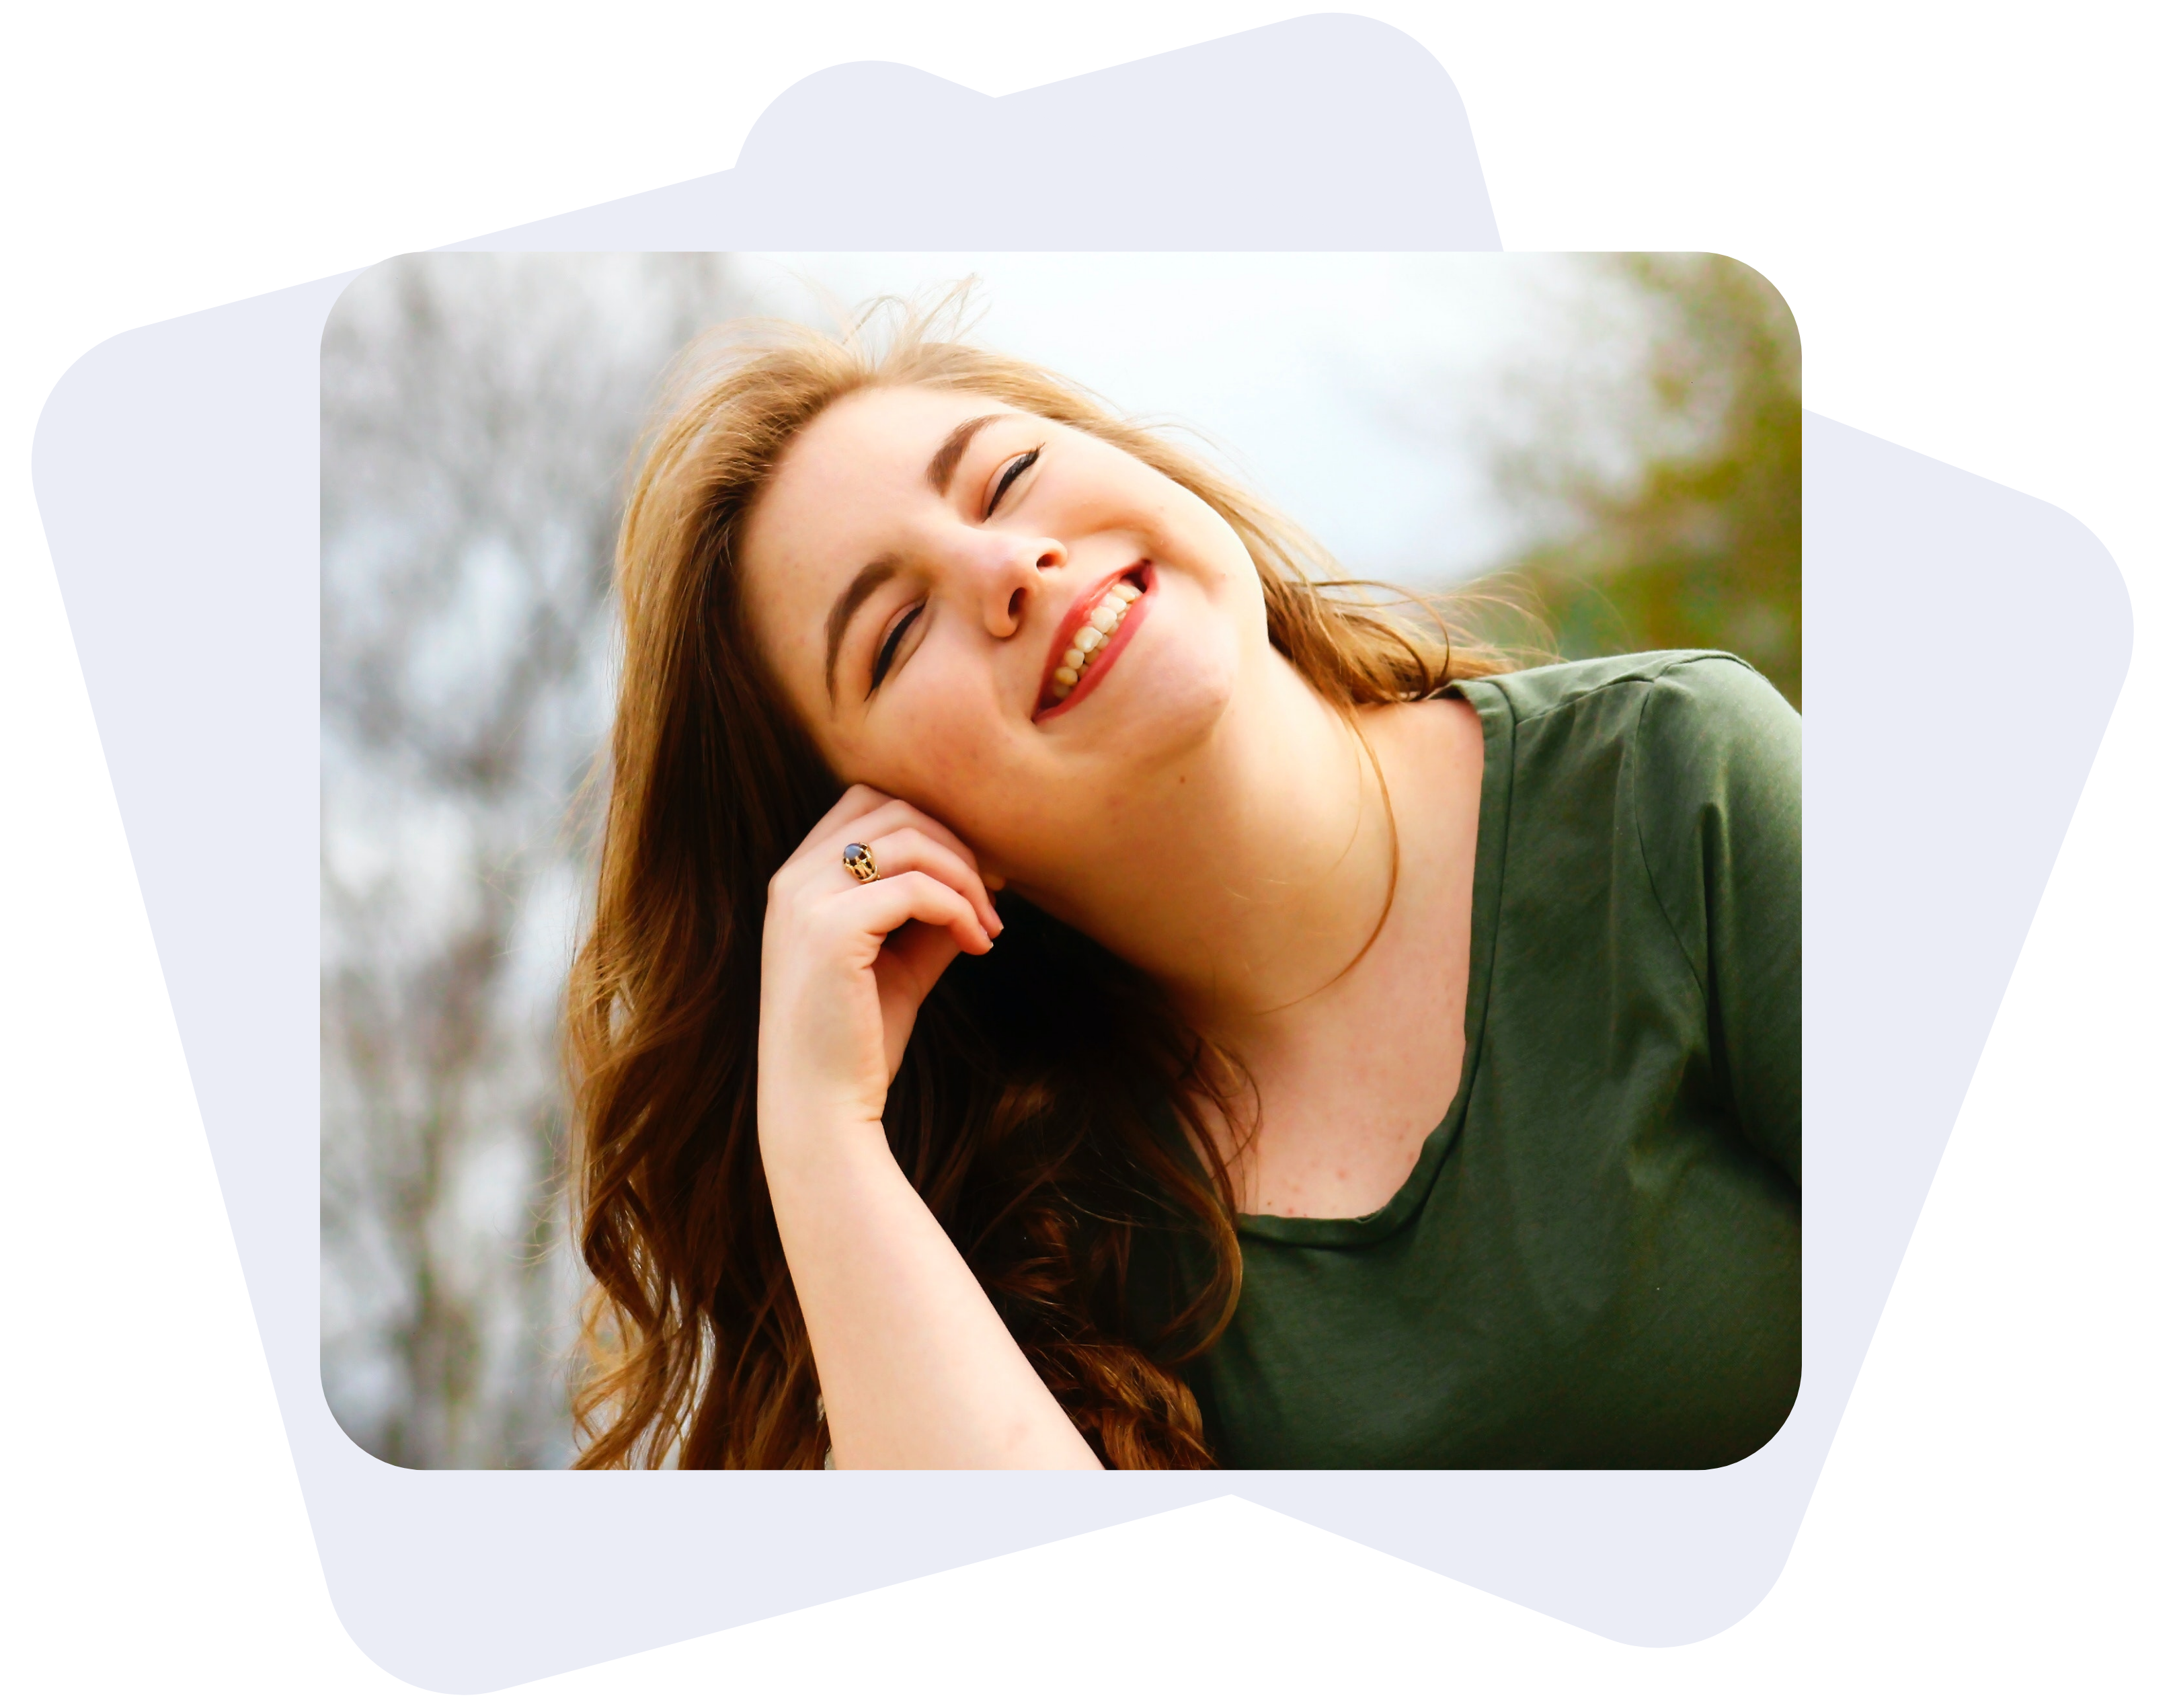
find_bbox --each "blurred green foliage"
[1480,256,1802,708]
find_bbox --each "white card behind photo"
[26,15,2135,1696]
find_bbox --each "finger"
[794,783,895,861]
[835,799,987,886]
[830,870,994,957]
[850,829,1002,938]
[775,784,896,895]
[881,917,967,1004]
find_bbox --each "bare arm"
[761,1119,1101,1469]
[757,785,1101,1470]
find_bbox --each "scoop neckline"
[1231,678,1513,1249]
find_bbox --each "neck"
[1015,654,1399,1046]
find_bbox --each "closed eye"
[869,601,924,695]
[984,447,1041,518]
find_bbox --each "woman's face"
[739,383,1267,884]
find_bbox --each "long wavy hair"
[565,292,1513,1469]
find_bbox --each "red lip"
[1033,562,1155,724]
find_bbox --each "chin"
[1082,624,1237,760]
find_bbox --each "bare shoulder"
[1359,695,1484,830]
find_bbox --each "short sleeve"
[1633,656,1802,1188]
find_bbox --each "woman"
[566,295,1801,1471]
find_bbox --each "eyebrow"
[925,413,1006,496]
[823,555,902,706]
[815,416,1009,707]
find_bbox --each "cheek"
[834,678,1013,816]
[1148,488,1261,607]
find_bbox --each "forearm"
[761,1113,1103,1470]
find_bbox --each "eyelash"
[870,601,922,693]
[984,447,1041,518]
[869,447,1042,697]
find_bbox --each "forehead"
[738,385,1025,691]
[760,383,1022,537]
[746,385,1013,584]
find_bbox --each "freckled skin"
[742,381,1484,1222]
[741,385,1257,895]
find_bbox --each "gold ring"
[842,841,879,884]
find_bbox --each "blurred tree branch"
[1470,255,1803,707]
[320,254,754,1467]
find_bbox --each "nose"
[969,529,1066,639]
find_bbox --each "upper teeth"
[1050,580,1140,699]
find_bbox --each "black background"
[34,16,2138,1686]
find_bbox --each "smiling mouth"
[1034,564,1152,721]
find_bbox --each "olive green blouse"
[1162,650,1802,1469]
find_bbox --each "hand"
[756,785,1004,1151]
